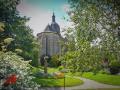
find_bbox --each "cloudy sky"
[17,0,71,36]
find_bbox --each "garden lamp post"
[64,59,66,90]
[64,75,65,90]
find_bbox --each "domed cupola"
[50,13,60,34]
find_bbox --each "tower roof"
[44,24,51,32]
[50,13,60,33]
[44,13,60,34]
[52,12,55,22]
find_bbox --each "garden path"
[39,76,120,90]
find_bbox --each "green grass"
[33,76,83,87]
[32,67,83,87]
[66,72,83,76]
[48,67,59,73]
[82,72,120,85]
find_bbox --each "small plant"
[49,54,60,67]
[58,66,64,71]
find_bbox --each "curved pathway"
[39,76,120,90]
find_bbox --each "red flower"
[3,74,17,87]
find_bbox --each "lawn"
[32,67,120,86]
[33,76,83,87]
[32,67,83,87]
[66,72,120,85]
[82,72,120,85]
[48,67,59,73]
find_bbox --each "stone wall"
[37,32,62,63]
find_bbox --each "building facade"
[37,13,64,64]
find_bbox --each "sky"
[17,0,72,36]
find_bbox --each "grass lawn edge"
[33,76,84,87]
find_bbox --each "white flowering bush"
[0,51,40,90]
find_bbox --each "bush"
[110,61,120,67]
[0,51,40,89]
[58,66,64,71]
[49,54,61,67]
[82,72,94,77]
[110,66,119,74]
[98,70,110,74]
[110,61,120,74]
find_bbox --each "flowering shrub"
[15,48,23,54]
[0,51,40,90]
[3,74,17,87]
[4,38,14,45]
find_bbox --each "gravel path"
[39,76,120,90]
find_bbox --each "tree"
[61,0,120,72]
[0,0,20,42]
[0,24,40,89]
[0,0,40,65]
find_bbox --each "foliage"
[60,0,120,73]
[30,39,40,67]
[0,0,20,43]
[109,67,119,75]
[98,70,110,75]
[58,66,64,71]
[4,38,14,45]
[110,61,120,67]
[60,49,102,73]
[15,48,23,54]
[0,51,40,89]
[0,0,40,66]
[49,54,61,67]
[109,61,120,75]
[0,0,40,89]
[110,61,120,74]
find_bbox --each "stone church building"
[37,13,64,64]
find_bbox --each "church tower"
[37,13,64,65]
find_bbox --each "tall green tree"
[0,0,39,66]
[68,0,120,60]
[61,0,120,72]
